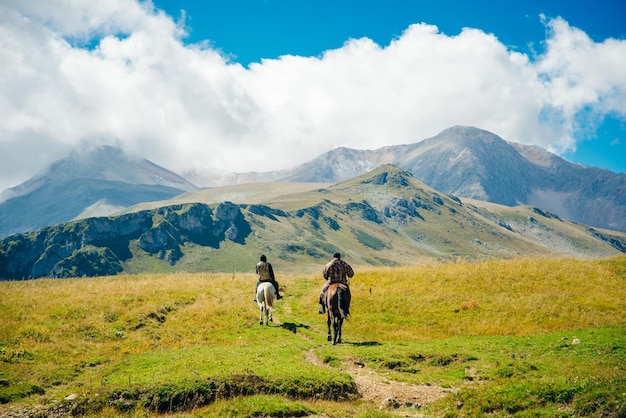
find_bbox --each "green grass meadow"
[0,256,624,417]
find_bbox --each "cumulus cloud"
[536,17,626,142]
[0,1,625,191]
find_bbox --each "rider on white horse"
[254,254,283,301]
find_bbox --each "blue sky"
[0,0,624,193]
[154,0,622,65]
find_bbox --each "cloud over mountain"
[0,145,196,237]
[1,1,625,192]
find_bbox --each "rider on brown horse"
[318,252,354,314]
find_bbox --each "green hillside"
[123,164,626,275]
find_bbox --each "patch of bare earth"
[304,349,456,416]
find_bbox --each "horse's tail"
[337,286,349,319]
[263,284,274,311]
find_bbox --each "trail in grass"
[305,348,454,412]
[271,310,455,413]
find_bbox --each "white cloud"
[0,1,625,191]
[536,17,626,145]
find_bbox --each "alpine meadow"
[0,256,624,417]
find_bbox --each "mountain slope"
[3,165,623,280]
[186,126,626,232]
[0,145,197,238]
[410,127,626,232]
[261,164,625,263]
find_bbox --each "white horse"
[256,282,275,325]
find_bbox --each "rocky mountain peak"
[48,145,197,190]
[1,145,197,204]
[0,145,199,237]
[424,126,517,158]
[356,164,415,187]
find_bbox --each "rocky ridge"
[0,202,249,280]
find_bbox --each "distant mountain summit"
[405,127,626,232]
[187,126,626,232]
[0,145,197,237]
[395,126,531,204]
[0,145,195,203]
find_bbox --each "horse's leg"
[261,300,266,325]
[267,287,273,324]
[259,302,263,325]
[336,317,342,344]
[262,287,270,325]
[327,311,332,341]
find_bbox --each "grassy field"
[0,255,624,417]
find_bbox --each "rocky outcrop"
[0,202,250,280]
[346,202,383,224]
[245,204,289,221]
[383,198,425,222]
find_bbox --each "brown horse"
[325,283,351,344]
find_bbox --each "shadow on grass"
[280,322,311,334]
[345,341,382,346]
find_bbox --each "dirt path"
[304,349,453,415]
[273,313,456,415]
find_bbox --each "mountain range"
[2,164,625,280]
[185,126,626,233]
[0,126,624,242]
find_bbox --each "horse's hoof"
[259,321,263,325]
[327,335,332,341]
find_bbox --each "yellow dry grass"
[342,256,626,340]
